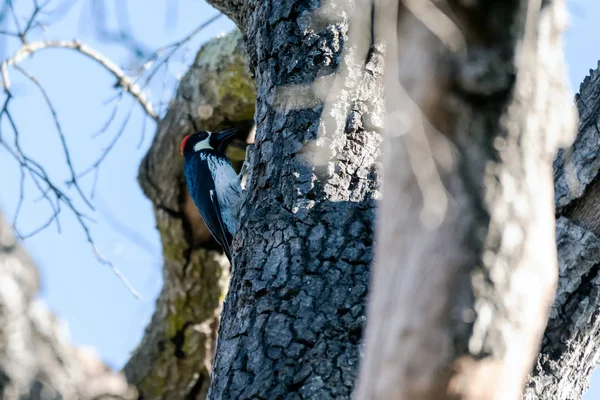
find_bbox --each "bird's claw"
[238,159,248,182]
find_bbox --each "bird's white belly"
[207,156,242,234]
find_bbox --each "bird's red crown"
[180,134,191,156]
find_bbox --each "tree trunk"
[206,0,383,398]
[0,213,137,400]
[6,2,600,400]
[525,63,600,399]
[125,30,256,399]
[356,1,576,399]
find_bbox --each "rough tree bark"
[525,63,600,399]
[6,2,600,400]
[125,30,255,399]
[206,0,383,398]
[356,1,576,399]
[0,213,137,400]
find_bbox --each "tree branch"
[125,29,256,399]
[2,40,158,121]
[0,90,140,299]
[14,65,94,210]
[525,60,600,399]
[357,0,576,398]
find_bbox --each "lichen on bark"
[125,29,256,399]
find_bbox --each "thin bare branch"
[15,65,95,211]
[97,196,158,256]
[5,0,22,35]
[139,12,223,87]
[0,29,19,37]
[2,39,158,120]
[90,167,99,199]
[19,207,60,239]
[12,164,25,229]
[28,169,62,234]
[88,0,152,59]
[0,1,9,24]
[21,0,50,39]
[92,92,124,138]
[0,91,139,298]
[138,104,148,149]
[78,97,136,181]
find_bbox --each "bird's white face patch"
[193,132,213,152]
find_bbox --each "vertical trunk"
[525,64,600,399]
[128,30,255,399]
[357,1,576,399]
[207,1,383,398]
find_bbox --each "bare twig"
[0,91,139,298]
[78,98,137,184]
[0,30,19,37]
[12,165,25,229]
[88,0,153,59]
[139,12,223,87]
[19,207,60,239]
[2,40,158,120]
[138,104,148,149]
[20,0,50,41]
[93,92,124,138]
[28,169,62,234]
[5,0,22,35]
[3,138,140,298]
[96,196,158,256]
[90,167,99,199]
[15,65,95,210]
[0,1,10,24]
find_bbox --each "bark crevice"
[207,1,384,397]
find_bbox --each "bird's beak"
[214,128,237,142]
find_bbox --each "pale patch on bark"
[357,1,576,399]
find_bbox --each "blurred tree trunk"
[0,213,137,400]
[356,1,577,399]
[525,63,600,398]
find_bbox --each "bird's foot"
[238,159,248,182]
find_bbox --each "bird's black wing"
[209,189,233,262]
[184,157,233,262]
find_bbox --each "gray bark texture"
[126,30,255,399]
[355,0,576,399]
[0,213,137,400]
[206,0,383,398]
[525,63,600,399]
[207,0,245,28]
[5,2,600,400]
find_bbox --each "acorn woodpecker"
[180,128,243,262]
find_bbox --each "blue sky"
[0,0,599,396]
